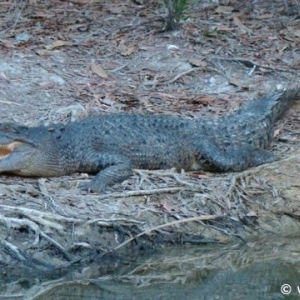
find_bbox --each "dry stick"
[168,67,202,84]
[142,67,204,89]
[135,168,205,191]
[38,179,68,216]
[0,100,22,105]
[1,1,26,34]
[0,215,74,261]
[25,215,65,231]
[225,162,272,198]
[211,56,298,73]
[110,214,219,252]
[97,187,184,201]
[110,63,129,73]
[0,215,41,233]
[117,16,165,34]
[40,231,74,262]
[0,239,26,262]
[163,66,224,86]
[86,218,144,225]
[134,169,154,187]
[0,236,57,270]
[203,222,247,244]
[98,168,209,200]
[0,205,79,224]
[172,173,203,189]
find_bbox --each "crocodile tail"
[234,88,300,124]
[269,88,300,123]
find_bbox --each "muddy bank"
[0,0,300,281]
[1,148,300,272]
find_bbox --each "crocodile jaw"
[0,141,39,175]
[0,141,24,159]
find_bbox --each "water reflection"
[2,236,300,300]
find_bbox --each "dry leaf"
[0,39,16,48]
[228,78,249,89]
[215,6,234,14]
[0,72,10,82]
[246,211,257,217]
[35,49,50,56]
[121,46,135,56]
[274,128,281,137]
[215,25,235,32]
[191,96,216,104]
[109,5,126,14]
[278,43,289,53]
[31,12,54,18]
[91,63,108,79]
[45,40,71,50]
[293,29,300,38]
[257,14,273,20]
[101,97,116,106]
[161,201,172,213]
[188,58,207,67]
[38,82,55,88]
[233,16,252,34]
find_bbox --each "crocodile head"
[0,123,41,176]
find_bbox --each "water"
[2,236,300,300]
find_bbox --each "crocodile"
[0,88,298,192]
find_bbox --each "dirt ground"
[1,0,300,279]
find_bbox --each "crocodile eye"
[47,127,55,132]
[2,125,16,132]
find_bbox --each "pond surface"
[31,261,299,300]
[2,235,300,299]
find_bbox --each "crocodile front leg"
[78,152,133,193]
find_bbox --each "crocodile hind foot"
[194,140,277,172]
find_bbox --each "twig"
[0,1,26,34]
[145,66,225,88]
[0,239,27,262]
[110,63,129,73]
[107,214,219,253]
[40,231,74,261]
[134,169,153,187]
[0,205,80,224]
[135,169,206,189]
[211,56,299,74]
[116,16,165,34]
[96,187,185,201]
[168,67,202,84]
[86,218,144,225]
[0,215,41,234]
[0,100,22,105]
[172,173,203,189]
[38,179,68,216]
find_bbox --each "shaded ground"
[0,0,300,282]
